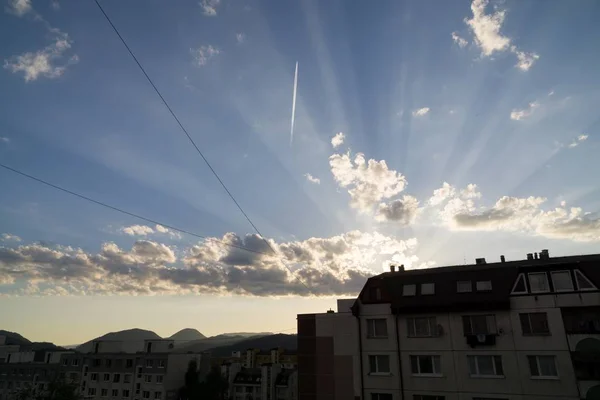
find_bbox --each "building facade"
[298,251,600,400]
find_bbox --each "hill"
[0,330,64,352]
[168,328,206,342]
[0,330,31,346]
[206,334,297,357]
[76,328,161,353]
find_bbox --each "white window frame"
[574,269,597,291]
[457,281,472,293]
[368,355,391,375]
[467,355,504,378]
[528,272,550,294]
[403,284,416,296]
[421,283,435,295]
[366,319,388,339]
[407,317,437,338]
[528,355,558,379]
[550,270,574,292]
[511,273,528,294]
[462,314,497,335]
[410,355,442,377]
[476,281,492,291]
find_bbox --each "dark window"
[527,355,558,377]
[529,272,549,293]
[551,271,573,292]
[371,394,393,400]
[112,390,119,397]
[126,359,134,368]
[154,392,162,400]
[457,281,472,293]
[575,270,597,290]
[467,355,504,376]
[410,355,442,375]
[93,359,101,367]
[146,359,153,368]
[113,373,120,383]
[413,395,445,400]
[101,389,108,397]
[368,355,390,374]
[143,391,150,399]
[511,274,527,294]
[367,319,388,338]
[520,313,550,335]
[407,317,437,338]
[462,315,496,335]
[123,390,130,398]
[476,281,492,291]
[105,359,112,367]
[573,359,600,380]
[562,307,600,334]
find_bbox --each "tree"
[178,362,228,400]
[14,379,81,400]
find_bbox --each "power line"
[93,0,274,255]
[0,163,268,257]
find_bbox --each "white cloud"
[4,31,79,82]
[200,0,221,16]
[0,231,424,296]
[1,233,22,242]
[190,45,220,67]
[375,196,420,225]
[568,134,589,148]
[0,137,9,143]
[331,132,345,148]
[5,0,32,16]
[121,224,182,240]
[513,47,540,71]
[236,33,245,44]
[304,173,321,185]
[329,152,407,213]
[510,101,539,120]
[51,1,60,10]
[465,0,510,56]
[412,107,430,117]
[428,182,456,206]
[451,32,468,48]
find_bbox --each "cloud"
[510,101,539,120]
[463,0,539,71]
[121,225,182,240]
[4,31,79,82]
[236,33,245,44]
[304,173,321,185]
[1,234,22,242]
[412,107,430,117]
[190,45,220,67]
[568,134,589,148]
[0,231,424,296]
[5,0,32,16]
[375,196,420,225]
[200,0,221,16]
[428,183,600,242]
[451,32,468,48]
[331,132,345,148]
[51,1,60,10]
[0,137,9,143]
[329,152,407,213]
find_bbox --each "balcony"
[466,334,496,348]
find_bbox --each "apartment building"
[79,339,209,400]
[298,250,600,400]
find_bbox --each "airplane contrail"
[290,61,298,146]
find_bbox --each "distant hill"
[218,332,273,338]
[76,328,161,353]
[168,328,206,342]
[0,330,64,352]
[0,330,32,346]
[206,334,297,357]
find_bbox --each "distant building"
[222,362,298,400]
[298,250,600,400]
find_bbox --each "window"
[157,360,165,368]
[88,388,96,396]
[154,392,162,400]
[103,373,110,381]
[528,355,558,378]
[467,355,504,377]
[410,355,442,376]
[551,271,573,292]
[462,315,496,335]
[413,396,445,400]
[105,359,112,367]
[143,391,150,399]
[562,307,600,334]
[407,317,437,338]
[371,394,392,400]
[124,374,132,383]
[72,359,79,367]
[528,272,549,293]
[145,375,152,383]
[126,359,134,368]
[123,390,130,398]
[421,283,435,295]
[367,319,388,338]
[520,313,550,335]
[69,372,78,380]
[476,281,492,291]
[368,355,390,374]
[575,270,597,290]
[113,373,121,383]
[511,273,527,294]
[156,375,163,384]
[403,284,416,296]
[62,359,69,366]
[146,359,153,368]
[369,287,382,301]
[112,390,119,397]
[93,359,102,367]
[457,281,472,293]
[101,389,108,397]
[91,373,98,381]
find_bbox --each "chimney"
[326,309,334,314]
[500,255,506,263]
[390,265,396,273]
[527,253,534,261]
[475,258,486,265]
[398,264,405,272]
[540,249,549,260]
[534,252,539,260]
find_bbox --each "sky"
[1,0,600,345]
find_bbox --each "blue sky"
[1,0,599,344]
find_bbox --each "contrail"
[290,61,298,146]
